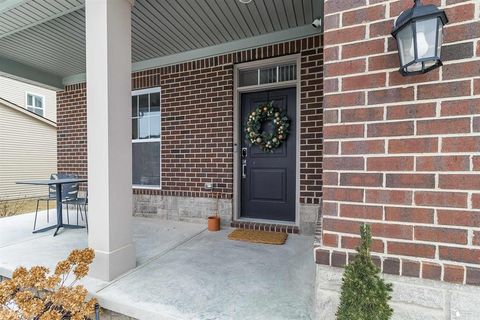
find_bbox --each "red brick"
[402,259,420,277]
[372,223,413,240]
[324,124,364,139]
[341,236,384,253]
[443,60,480,80]
[340,203,383,220]
[366,189,412,205]
[341,107,383,123]
[444,3,475,22]
[325,59,366,77]
[342,5,385,26]
[474,156,480,171]
[323,187,364,202]
[444,22,480,44]
[388,242,436,259]
[417,80,471,99]
[322,233,339,247]
[323,202,338,217]
[324,141,339,155]
[324,172,339,186]
[324,92,365,108]
[383,258,400,275]
[315,249,330,265]
[386,103,436,120]
[390,0,441,17]
[422,262,442,280]
[475,79,480,95]
[331,251,347,267]
[367,156,414,171]
[324,46,339,61]
[368,87,414,105]
[324,109,338,124]
[466,267,480,286]
[415,226,468,245]
[324,0,366,14]
[442,41,474,62]
[442,137,480,152]
[340,173,383,187]
[437,210,480,228]
[341,140,385,155]
[385,207,434,224]
[417,118,471,135]
[323,157,364,170]
[388,138,438,153]
[323,218,362,235]
[389,68,439,86]
[324,79,339,93]
[343,73,386,91]
[386,174,435,189]
[368,53,398,71]
[342,39,385,59]
[415,191,468,208]
[416,156,470,172]
[367,121,414,137]
[473,194,480,209]
[440,247,480,264]
[444,265,465,284]
[324,13,340,30]
[370,19,395,38]
[324,25,366,45]
[442,98,480,116]
[439,174,480,190]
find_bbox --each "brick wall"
[317,0,480,285]
[57,35,323,204]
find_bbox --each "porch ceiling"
[0,0,322,90]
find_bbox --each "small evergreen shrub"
[336,224,393,320]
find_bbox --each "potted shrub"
[336,224,393,320]
[0,248,99,320]
[208,191,220,232]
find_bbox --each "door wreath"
[245,101,290,152]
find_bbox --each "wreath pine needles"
[245,101,290,152]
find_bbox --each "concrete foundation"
[133,194,320,235]
[315,265,480,320]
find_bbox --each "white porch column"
[85,0,136,281]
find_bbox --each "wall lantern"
[391,0,448,76]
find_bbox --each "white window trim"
[25,92,45,116]
[131,87,162,190]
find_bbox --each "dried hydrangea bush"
[0,248,97,320]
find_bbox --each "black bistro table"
[16,178,87,236]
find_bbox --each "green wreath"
[245,101,290,152]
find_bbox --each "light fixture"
[238,0,252,3]
[312,18,322,29]
[391,0,448,76]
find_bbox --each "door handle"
[242,161,247,179]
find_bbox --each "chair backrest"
[48,173,58,198]
[50,173,79,201]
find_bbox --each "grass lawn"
[0,198,56,218]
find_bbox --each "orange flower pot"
[208,216,220,231]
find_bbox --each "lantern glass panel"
[397,25,414,66]
[415,18,437,59]
[436,20,443,57]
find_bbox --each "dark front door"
[240,88,296,222]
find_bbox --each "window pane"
[139,94,149,116]
[138,116,149,139]
[27,94,33,106]
[278,64,296,82]
[132,142,160,187]
[132,96,138,117]
[150,116,160,138]
[132,118,138,140]
[34,96,43,108]
[259,67,277,84]
[239,69,258,87]
[150,92,160,113]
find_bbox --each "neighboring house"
[0,0,479,318]
[0,76,57,199]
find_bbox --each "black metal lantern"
[391,0,448,76]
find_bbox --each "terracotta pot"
[208,216,220,231]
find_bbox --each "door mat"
[228,228,288,245]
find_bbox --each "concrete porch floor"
[0,211,315,319]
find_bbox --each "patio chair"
[63,190,88,232]
[33,173,57,231]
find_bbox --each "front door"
[240,88,296,222]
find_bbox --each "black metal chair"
[33,173,57,231]
[63,190,88,232]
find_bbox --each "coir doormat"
[228,228,288,245]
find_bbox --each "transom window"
[26,93,44,116]
[239,63,297,87]
[131,88,161,188]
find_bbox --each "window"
[132,88,161,188]
[26,93,44,116]
[239,63,297,87]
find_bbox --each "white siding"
[0,76,57,122]
[0,103,57,200]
